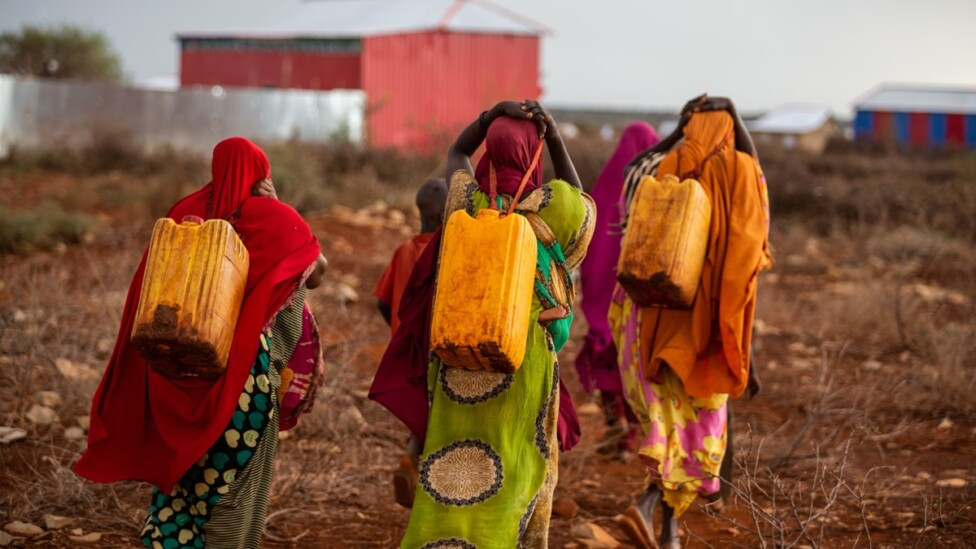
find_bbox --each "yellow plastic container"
[131,217,249,379]
[430,208,537,373]
[618,174,711,309]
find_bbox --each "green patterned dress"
[401,173,594,549]
[141,289,308,549]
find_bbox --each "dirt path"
[2,201,975,548]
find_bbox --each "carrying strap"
[488,140,546,216]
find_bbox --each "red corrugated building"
[178,0,546,151]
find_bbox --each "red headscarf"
[474,117,544,196]
[74,137,321,492]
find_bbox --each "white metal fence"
[0,75,365,155]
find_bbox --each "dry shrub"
[0,202,94,255]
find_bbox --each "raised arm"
[683,95,759,160]
[520,100,582,189]
[445,100,533,182]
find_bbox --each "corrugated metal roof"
[178,0,547,39]
[855,85,976,115]
[749,103,832,134]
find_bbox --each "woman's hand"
[538,305,569,324]
[681,94,735,116]
[252,178,278,200]
[520,99,554,139]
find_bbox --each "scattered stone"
[562,543,580,549]
[12,309,28,323]
[277,430,291,440]
[0,530,12,546]
[938,417,954,430]
[336,283,360,303]
[577,402,601,417]
[54,358,97,380]
[571,522,620,548]
[581,479,600,489]
[43,515,73,530]
[4,521,44,537]
[96,338,114,354]
[937,478,967,489]
[861,359,882,372]
[64,426,86,441]
[766,359,779,371]
[35,390,62,408]
[0,427,27,445]
[553,497,580,519]
[336,406,368,434]
[76,416,91,431]
[916,471,932,481]
[26,404,58,425]
[912,283,969,306]
[69,528,84,536]
[789,357,816,371]
[69,532,102,544]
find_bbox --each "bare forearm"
[730,107,758,159]
[545,128,581,189]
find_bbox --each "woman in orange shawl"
[610,96,771,548]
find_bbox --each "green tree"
[0,25,122,81]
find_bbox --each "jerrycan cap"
[182,215,205,225]
[476,209,501,220]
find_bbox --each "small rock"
[278,430,291,440]
[571,522,620,548]
[916,471,932,481]
[26,404,58,425]
[4,521,44,537]
[936,478,967,489]
[54,358,97,380]
[766,359,779,371]
[0,530,13,546]
[69,532,102,544]
[336,406,368,434]
[0,427,27,445]
[35,390,62,408]
[96,338,114,354]
[562,543,580,549]
[577,402,602,417]
[581,479,600,489]
[43,515,73,530]
[937,417,953,430]
[861,359,882,371]
[553,497,580,519]
[69,528,84,536]
[12,309,28,323]
[76,416,91,430]
[336,283,360,304]
[64,427,86,441]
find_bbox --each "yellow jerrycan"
[430,207,538,373]
[131,216,249,379]
[618,174,711,309]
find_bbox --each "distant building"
[748,103,833,154]
[853,85,976,148]
[177,0,545,151]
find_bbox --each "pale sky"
[2,0,975,117]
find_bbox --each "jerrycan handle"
[182,215,205,225]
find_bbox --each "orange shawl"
[640,111,771,397]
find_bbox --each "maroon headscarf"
[75,137,321,492]
[370,117,581,452]
[474,117,544,196]
[575,122,660,392]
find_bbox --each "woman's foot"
[393,455,418,508]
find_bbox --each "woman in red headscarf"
[74,137,327,549]
[371,101,595,548]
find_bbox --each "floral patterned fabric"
[609,285,728,517]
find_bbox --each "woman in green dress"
[381,100,594,548]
